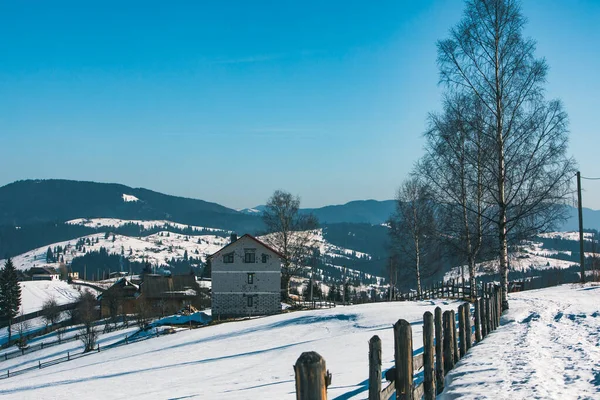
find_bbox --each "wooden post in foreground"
[485,296,491,334]
[474,298,482,343]
[423,312,435,400]
[465,303,472,351]
[434,307,444,394]
[368,336,382,400]
[451,310,459,364]
[458,304,466,358]
[442,310,454,374]
[294,351,330,400]
[394,319,413,400]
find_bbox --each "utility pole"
[577,171,586,283]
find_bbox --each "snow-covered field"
[0,300,460,399]
[441,283,600,399]
[19,281,83,314]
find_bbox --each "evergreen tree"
[0,258,22,342]
[46,247,54,263]
[201,256,212,279]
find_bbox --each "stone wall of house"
[211,235,281,318]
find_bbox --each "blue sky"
[1,0,599,209]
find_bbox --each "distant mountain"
[0,179,262,233]
[559,207,600,232]
[304,200,396,224]
[243,200,396,225]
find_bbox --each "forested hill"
[0,179,262,233]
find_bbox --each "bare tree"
[134,299,151,330]
[388,178,437,298]
[437,0,576,309]
[41,297,61,329]
[421,93,493,293]
[76,290,99,352]
[14,309,30,349]
[261,190,319,301]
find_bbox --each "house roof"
[208,234,284,259]
[141,275,199,299]
[30,266,59,275]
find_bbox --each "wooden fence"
[293,282,502,399]
[0,326,165,380]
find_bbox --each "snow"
[18,281,84,314]
[441,283,600,399]
[121,194,139,202]
[2,232,231,271]
[0,299,460,399]
[537,231,594,241]
[66,217,230,234]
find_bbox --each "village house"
[29,266,60,281]
[99,277,140,318]
[99,274,203,318]
[210,234,282,319]
[139,274,201,315]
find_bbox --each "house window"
[247,273,254,284]
[261,253,269,263]
[244,249,256,263]
[223,252,234,263]
[247,296,253,307]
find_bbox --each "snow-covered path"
[441,284,600,399]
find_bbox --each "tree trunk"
[415,238,422,299]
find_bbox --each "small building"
[30,266,60,281]
[139,274,201,315]
[99,277,140,318]
[210,234,282,319]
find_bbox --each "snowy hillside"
[19,281,84,314]
[441,283,600,399]
[2,232,230,271]
[0,299,460,399]
[443,232,598,280]
[2,222,382,288]
[67,217,230,234]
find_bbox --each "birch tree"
[388,178,436,298]
[261,190,319,301]
[420,94,493,293]
[437,0,576,309]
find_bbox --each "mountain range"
[0,179,599,263]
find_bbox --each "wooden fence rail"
[294,282,503,399]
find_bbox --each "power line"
[581,176,600,181]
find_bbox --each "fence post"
[294,352,330,400]
[394,319,413,400]
[368,335,382,400]
[451,310,459,364]
[434,307,444,394]
[480,297,487,338]
[465,302,472,351]
[423,311,435,400]
[39,360,41,369]
[474,298,482,343]
[458,305,466,358]
[97,344,100,353]
[485,295,491,334]
[67,352,70,361]
[442,311,454,373]
[497,286,502,326]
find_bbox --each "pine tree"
[46,247,54,263]
[0,259,22,342]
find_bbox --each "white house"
[30,266,60,281]
[210,234,282,318]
